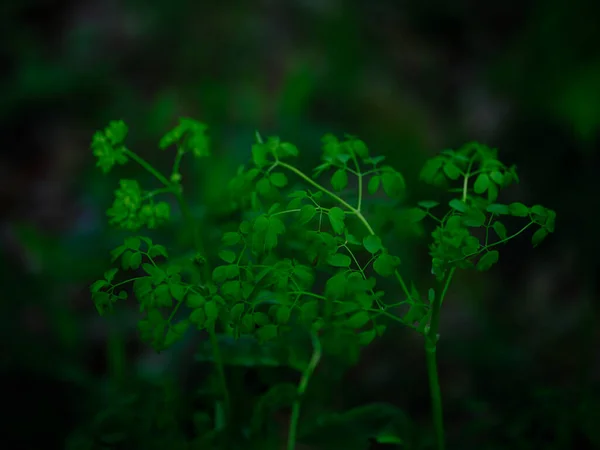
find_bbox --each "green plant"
[90,118,556,449]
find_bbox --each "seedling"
[90,118,555,449]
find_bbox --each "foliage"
[88,118,555,449]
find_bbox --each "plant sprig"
[89,120,555,450]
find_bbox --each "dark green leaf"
[327,253,352,267]
[449,199,467,212]
[331,169,348,191]
[328,207,345,234]
[487,203,510,215]
[509,202,529,217]
[368,175,380,194]
[363,235,383,254]
[532,228,548,247]
[298,204,317,225]
[270,172,288,188]
[205,300,219,320]
[408,207,428,223]
[418,200,439,209]
[187,293,205,308]
[443,162,461,180]
[381,172,405,198]
[346,311,370,329]
[221,232,241,246]
[476,251,499,271]
[492,221,507,240]
[218,250,236,264]
[373,253,400,277]
[474,173,490,194]
[257,324,278,343]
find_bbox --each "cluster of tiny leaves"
[90,122,555,354]
[91,118,210,231]
[407,142,556,281]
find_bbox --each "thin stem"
[276,161,375,235]
[123,149,172,187]
[287,333,322,450]
[209,324,230,420]
[425,267,455,450]
[125,148,229,427]
[276,160,415,304]
[350,152,363,212]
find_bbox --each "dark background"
[1,0,599,448]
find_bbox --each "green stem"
[276,161,375,235]
[125,148,229,426]
[425,268,455,450]
[123,149,172,187]
[276,160,414,302]
[107,321,126,385]
[209,325,231,421]
[287,333,322,450]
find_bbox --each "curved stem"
[287,333,322,450]
[276,160,414,302]
[425,267,455,450]
[125,147,228,426]
[276,161,375,235]
[123,149,172,187]
[209,324,230,423]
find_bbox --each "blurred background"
[1,0,599,448]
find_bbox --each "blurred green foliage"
[1,0,598,448]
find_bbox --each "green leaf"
[368,175,380,194]
[270,172,288,188]
[363,235,383,254]
[276,306,291,324]
[124,236,141,251]
[90,280,108,293]
[476,250,499,271]
[532,228,548,247]
[205,300,219,321]
[154,284,172,307]
[129,252,142,270]
[449,199,467,212]
[346,311,370,329]
[298,204,317,225]
[408,207,428,223]
[490,171,504,185]
[104,268,118,283]
[492,221,507,240]
[189,308,206,327]
[222,232,241,246]
[327,253,351,267]
[331,169,349,191]
[357,329,377,346]
[373,253,400,277]
[251,143,270,168]
[256,177,272,196]
[443,162,461,180]
[253,312,270,326]
[299,403,409,450]
[509,202,529,217]
[328,207,345,234]
[229,303,245,322]
[462,208,486,227]
[474,173,490,194]
[218,250,236,264]
[381,171,405,198]
[257,324,278,343]
[487,203,510,215]
[187,293,205,308]
[169,283,186,302]
[418,200,439,209]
